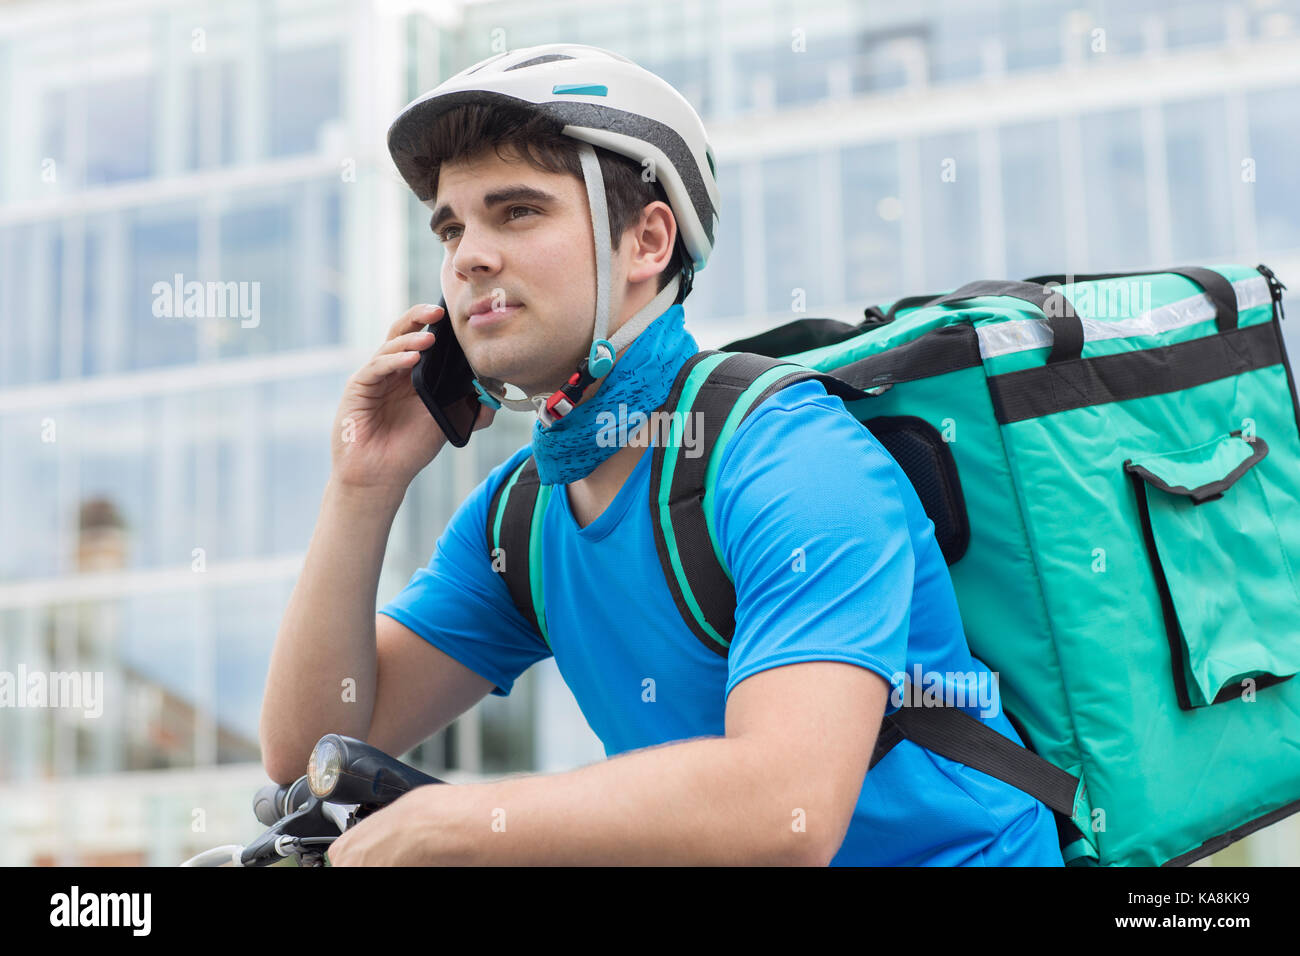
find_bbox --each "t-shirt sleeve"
[378,444,552,697]
[713,378,914,708]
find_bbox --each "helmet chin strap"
[469,142,681,427]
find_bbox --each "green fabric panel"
[999,361,1300,865]
[1063,837,1101,866]
[1136,435,1300,707]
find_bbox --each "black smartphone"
[410,295,484,448]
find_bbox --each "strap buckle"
[542,364,595,424]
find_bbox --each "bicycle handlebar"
[183,734,441,867]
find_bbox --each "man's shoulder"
[716,374,865,472]
[707,372,914,531]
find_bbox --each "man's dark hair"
[393,102,694,304]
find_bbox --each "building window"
[86,74,156,186]
[841,141,904,305]
[128,205,201,370]
[918,130,982,290]
[269,43,343,157]
[1000,119,1066,279]
[1079,107,1150,269]
[1248,85,1300,253]
[1164,96,1234,262]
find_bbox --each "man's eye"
[436,225,461,243]
[508,205,537,221]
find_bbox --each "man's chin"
[469,364,552,400]
[465,336,581,400]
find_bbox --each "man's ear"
[624,201,676,285]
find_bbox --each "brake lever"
[240,792,342,866]
[322,802,357,833]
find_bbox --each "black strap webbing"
[885,702,1081,819]
[988,320,1281,423]
[831,323,983,391]
[650,351,870,656]
[486,456,546,644]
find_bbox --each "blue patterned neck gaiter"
[532,303,698,485]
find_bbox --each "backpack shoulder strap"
[485,453,553,649]
[649,349,868,658]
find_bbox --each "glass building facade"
[1,0,1298,864]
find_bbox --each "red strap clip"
[544,371,584,420]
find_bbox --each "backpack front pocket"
[1124,430,1300,709]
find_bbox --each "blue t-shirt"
[380,377,1065,866]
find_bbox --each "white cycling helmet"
[387,43,720,425]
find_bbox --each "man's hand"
[326,785,448,867]
[330,304,495,494]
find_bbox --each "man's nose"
[450,222,502,278]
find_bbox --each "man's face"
[431,146,608,397]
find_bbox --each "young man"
[259,43,1065,866]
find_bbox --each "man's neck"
[564,424,651,529]
[546,280,675,525]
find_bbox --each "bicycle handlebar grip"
[252,782,290,827]
[320,735,445,808]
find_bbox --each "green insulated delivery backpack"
[486,262,1300,867]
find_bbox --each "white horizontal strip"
[0,554,305,610]
[0,154,347,226]
[975,275,1272,360]
[0,347,360,413]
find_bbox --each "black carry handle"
[1023,267,1240,334]
[722,317,865,356]
[722,296,952,356]
[933,279,1085,364]
[861,292,952,329]
[884,292,950,322]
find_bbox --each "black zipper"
[1257,263,1287,322]
[1257,262,1300,444]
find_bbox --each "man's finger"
[352,350,421,388]
[386,303,443,341]
[375,328,435,357]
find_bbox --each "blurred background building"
[1,0,1298,864]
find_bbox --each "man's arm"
[259,477,402,783]
[335,660,885,865]
[259,482,489,783]
[365,614,496,760]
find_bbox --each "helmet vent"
[505,53,575,71]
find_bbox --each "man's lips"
[468,303,522,327]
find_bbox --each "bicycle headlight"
[308,735,344,798]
